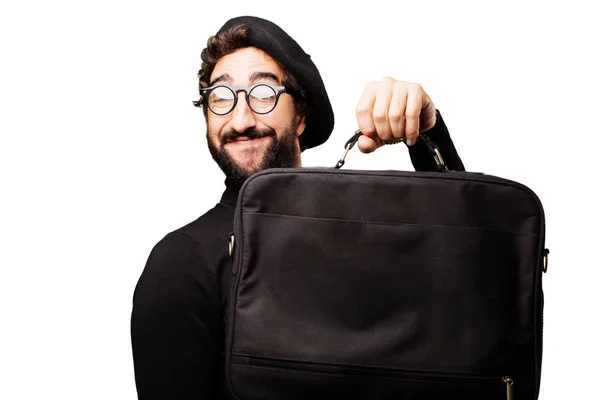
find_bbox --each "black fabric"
[227,168,545,399]
[131,116,464,399]
[409,110,464,171]
[216,16,335,151]
[131,188,237,399]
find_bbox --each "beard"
[207,121,301,186]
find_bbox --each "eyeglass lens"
[208,85,278,115]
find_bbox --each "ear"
[295,113,306,137]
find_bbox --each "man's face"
[205,46,306,184]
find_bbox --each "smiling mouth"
[225,136,271,144]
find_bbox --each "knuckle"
[405,127,418,138]
[394,80,408,89]
[372,110,388,123]
[413,83,425,95]
[388,111,403,123]
[355,107,370,117]
[367,81,379,90]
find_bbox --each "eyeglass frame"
[196,83,297,116]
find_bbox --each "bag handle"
[334,131,449,172]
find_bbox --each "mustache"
[220,128,276,145]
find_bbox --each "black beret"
[217,16,334,150]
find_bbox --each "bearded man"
[131,15,464,399]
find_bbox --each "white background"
[1,0,598,398]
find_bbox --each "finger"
[419,92,437,133]
[355,82,378,139]
[389,82,408,142]
[357,135,380,154]
[404,86,423,146]
[371,78,394,142]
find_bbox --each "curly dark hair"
[193,24,309,149]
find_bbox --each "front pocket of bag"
[231,214,537,369]
[229,355,516,400]
[228,213,538,399]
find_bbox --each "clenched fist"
[356,77,437,152]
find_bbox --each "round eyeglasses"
[198,83,292,115]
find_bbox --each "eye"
[210,86,235,102]
[250,85,277,101]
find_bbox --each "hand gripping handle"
[334,131,449,172]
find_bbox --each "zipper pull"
[502,376,514,400]
[543,248,550,273]
[228,233,235,257]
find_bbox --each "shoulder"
[177,201,235,244]
[145,230,206,274]
[133,230,220,308]
[140,202,235,280]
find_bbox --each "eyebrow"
[249,71,281,85]
[209,73,232,86]
[209,71,282,87]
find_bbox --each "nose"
[229,92,257,133]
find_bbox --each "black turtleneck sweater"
[131,111,464,399]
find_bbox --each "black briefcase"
[225,136,548,400]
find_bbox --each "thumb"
[357,135,380,153]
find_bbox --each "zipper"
[235,356,515,399]
[535,247,549,397]
[225,183,253,400]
